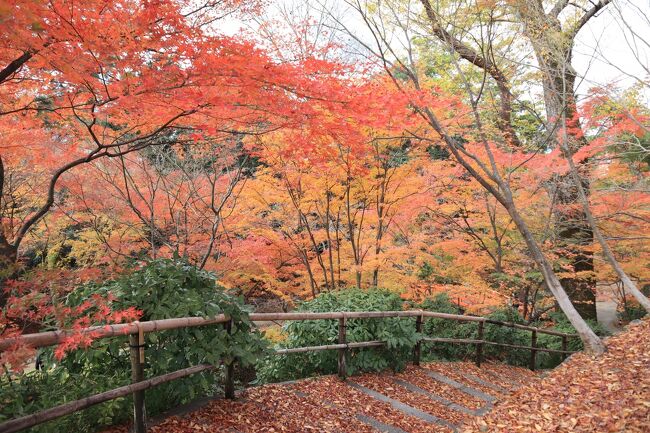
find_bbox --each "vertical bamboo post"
[561,335,568,361]
[224,319,235,399]
[476,320,484,367]
[129,323,146,433]
[529,329,537,371]
[338,316,347,380]
[413,314,423,366]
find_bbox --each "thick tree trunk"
[553,173,598,319]
[0,235,18,307]
[0,155,18,304]
[520,4,597,319]
[420,0,521,148]
[418,105,605,354]
[0,237,17,267]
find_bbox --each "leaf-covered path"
[464,318,650,432]
[106,362,538,433]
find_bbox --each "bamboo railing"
[0,310,578,433]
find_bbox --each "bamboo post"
[0,364,215,433]
[476,320,484,367]
[413,314,423,366]
[223,319,235,399]
[529,329,537,371]
[561,335,568,360]
[128,323,146,433]
[337,316,347,380]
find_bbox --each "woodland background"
[0,0,649,364]
[1,0,650,431]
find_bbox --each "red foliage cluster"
[0,269,141,369]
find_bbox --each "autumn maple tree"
[0,0,382,360]
[1,0,649,362]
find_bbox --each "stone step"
[295,389,408,433]
[347,381,458,432]
[423,370,497,403]
[391,378,490,416]
[458,372,511,394]
[481,369,522,389]
[355,414,410,433]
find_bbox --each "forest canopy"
[1,0,649,362]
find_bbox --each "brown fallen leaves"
[350,373,465,424]
[97,360,535,433]
[463,318,650,433]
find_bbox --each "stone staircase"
[108,361,540,433]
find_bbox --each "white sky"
[573,0,650,103]
[221,0,650,105]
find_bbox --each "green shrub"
[617,285,649,322]
[1,258,267,432]
[418,294,609,369]
[482,307,531,366]
[256,288,419,383]
[418,293,478,361]
[0,367,130,432]
[532,311,609,369]
[620,303,648,322]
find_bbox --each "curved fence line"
[0,309,579,433]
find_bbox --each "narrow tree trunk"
[345,180,362,289]
[325,191,336,291]
[558,127,650,313]
[419,105,605,354]
[372,168,387,288]
[300,249,318,298]
[504,198,605,353]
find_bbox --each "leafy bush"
[0,367,130,432]
[418,293,478,361]
[482,307,531,366]
[620,303,648,322]
[617,285,649,322]
[532,311,609,369]
[1,259,267,432]
[419,294,609,369]
[257,288,419,382]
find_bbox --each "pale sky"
[221,0,650,106]
[573,0,650,103]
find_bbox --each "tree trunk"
[558,126,650,313]
[0,237,17,268]
[418,104,605,354]
[0,235,18,306]
[552,172,597,319]
[520,4,597,319]
[345,180,363,289]
[325,191,336,291]
[372,168,387,288]
[504,198,605,353]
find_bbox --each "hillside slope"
[464,319,650,432]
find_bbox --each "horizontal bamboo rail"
[0,316,230,351]
[422,337,483,344]
[0,364,215,433]
[481,340,574,354]
[484,319,578,337]
[0,309,580,433]
[274,340,385,355]
[1,310,576,352]
[250,311,420,321]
